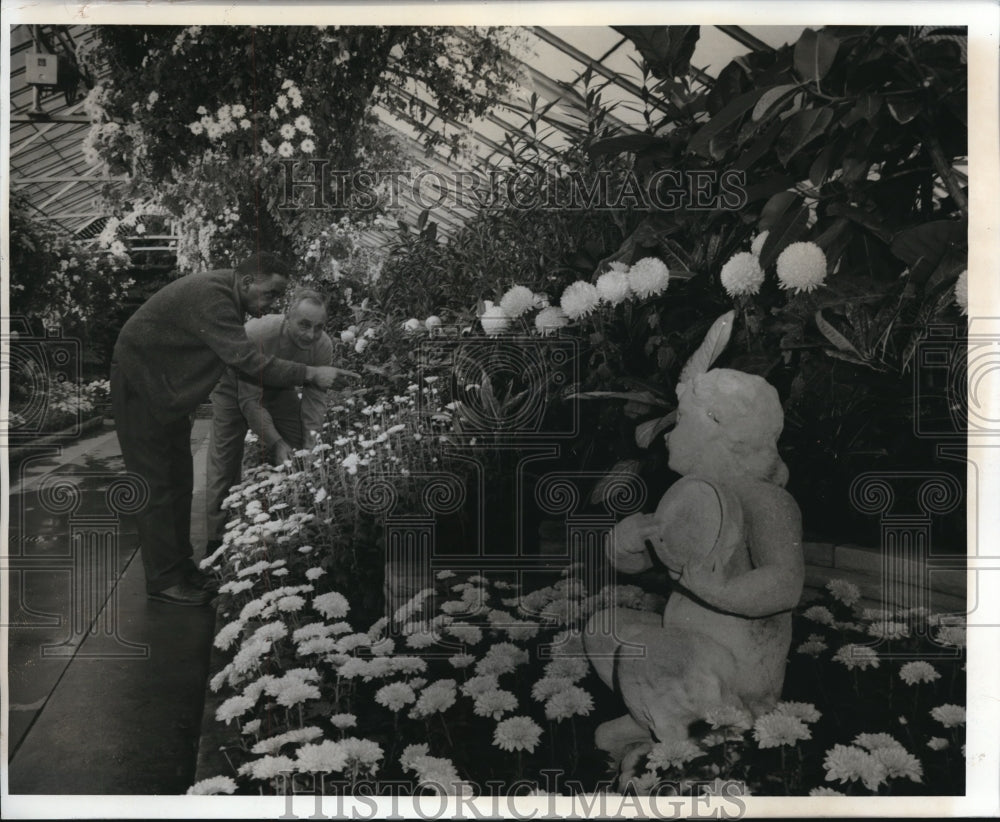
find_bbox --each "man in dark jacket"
[111,253,342,606]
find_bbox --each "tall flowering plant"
[81,25,525,270]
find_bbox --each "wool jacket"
[210,314,333,448]
[113,269,309,424]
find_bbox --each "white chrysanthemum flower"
[296,740,348,773]
[531,675,574,703]
[480,301,510,336]
[493,716,543,753]
[402,318,422,332]
[930,704,966,728]
[239,754,296,781]
[595,269,631,304]
[425,315,442,331]
[775,701,822,724]
[231,103,247,118]
[535,306,568,336]
[628,257,670,299]
[446,623,483,645]
[823,744,888,792]
[461,674,500,698]
[802,605,835,625]
[927,737,950,751]
[499,285,536,318]
[214,619,245,651]
[543,686,593,721]
[189,121,205,136]
[647,739,705,770]
[900,661,941,686]
[872,744,923,782]
[294,114,313,134]
[853,732,903,752]
[252,726,323,755]
[720,251,765,297]
[376,682,417,712]
[340,736,383,773]
[276,679,321,708]
[754,712,812,748]
[400,743,429,772]
[312,591,350,619]
[448,653,476,669]
[300,138,315,154]
[833,644,880,671]
[750,231,769,257]
[935,625,967,648]
[473,688,518,720]
[542,656,589,682]
[826,578,861,606]
[954,270,968,315]
[216,695,255,724]
[409,679,457,719]
[277,141,294,158]
[809,787,845,796]
[187,775,237,794]
[776,241,827,294]
[559,281,600,321]
[280,123,297,140]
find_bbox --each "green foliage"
[83,25,525,270]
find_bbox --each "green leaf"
[589,459,642,505]
[775,107,836,165]
[815,310,865,359]
[679,310,736,385]
[635,411,677,449]
[688,86,776,158]
[760,191,799,230]
[564,389,671,408]
[616,26,701,80]
[759,203,811,270]
[793,29,840,83]
[751,84,801,121]
[890,220,966,285]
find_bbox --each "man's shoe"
[148,581,215,606]
[185,565,219,593]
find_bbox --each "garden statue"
[583,312,805,780]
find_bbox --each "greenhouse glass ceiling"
[8,24,808,249]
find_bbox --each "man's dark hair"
[235,252,293,280]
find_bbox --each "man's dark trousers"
[111,363,198,593]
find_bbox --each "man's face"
[286,300,327,349]
[242,273,288,316]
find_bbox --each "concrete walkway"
[6,420,217,794]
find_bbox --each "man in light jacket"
[204,288,350,553]
[111,253,344,606]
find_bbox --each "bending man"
[111,253,344,607]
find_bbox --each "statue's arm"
[679,486,804,617]
[608,513,659,574]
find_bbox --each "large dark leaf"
[775,107,836,166]
[759,203,811,270]
[793,28,840,83]
[760,190,800,229]
[890,220,966,285]
[688,85,777,158]
[616,26,701,80]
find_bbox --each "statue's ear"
[678,310,736,387]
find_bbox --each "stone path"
[6,420,217,794]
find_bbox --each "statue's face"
[665,386,721,477]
